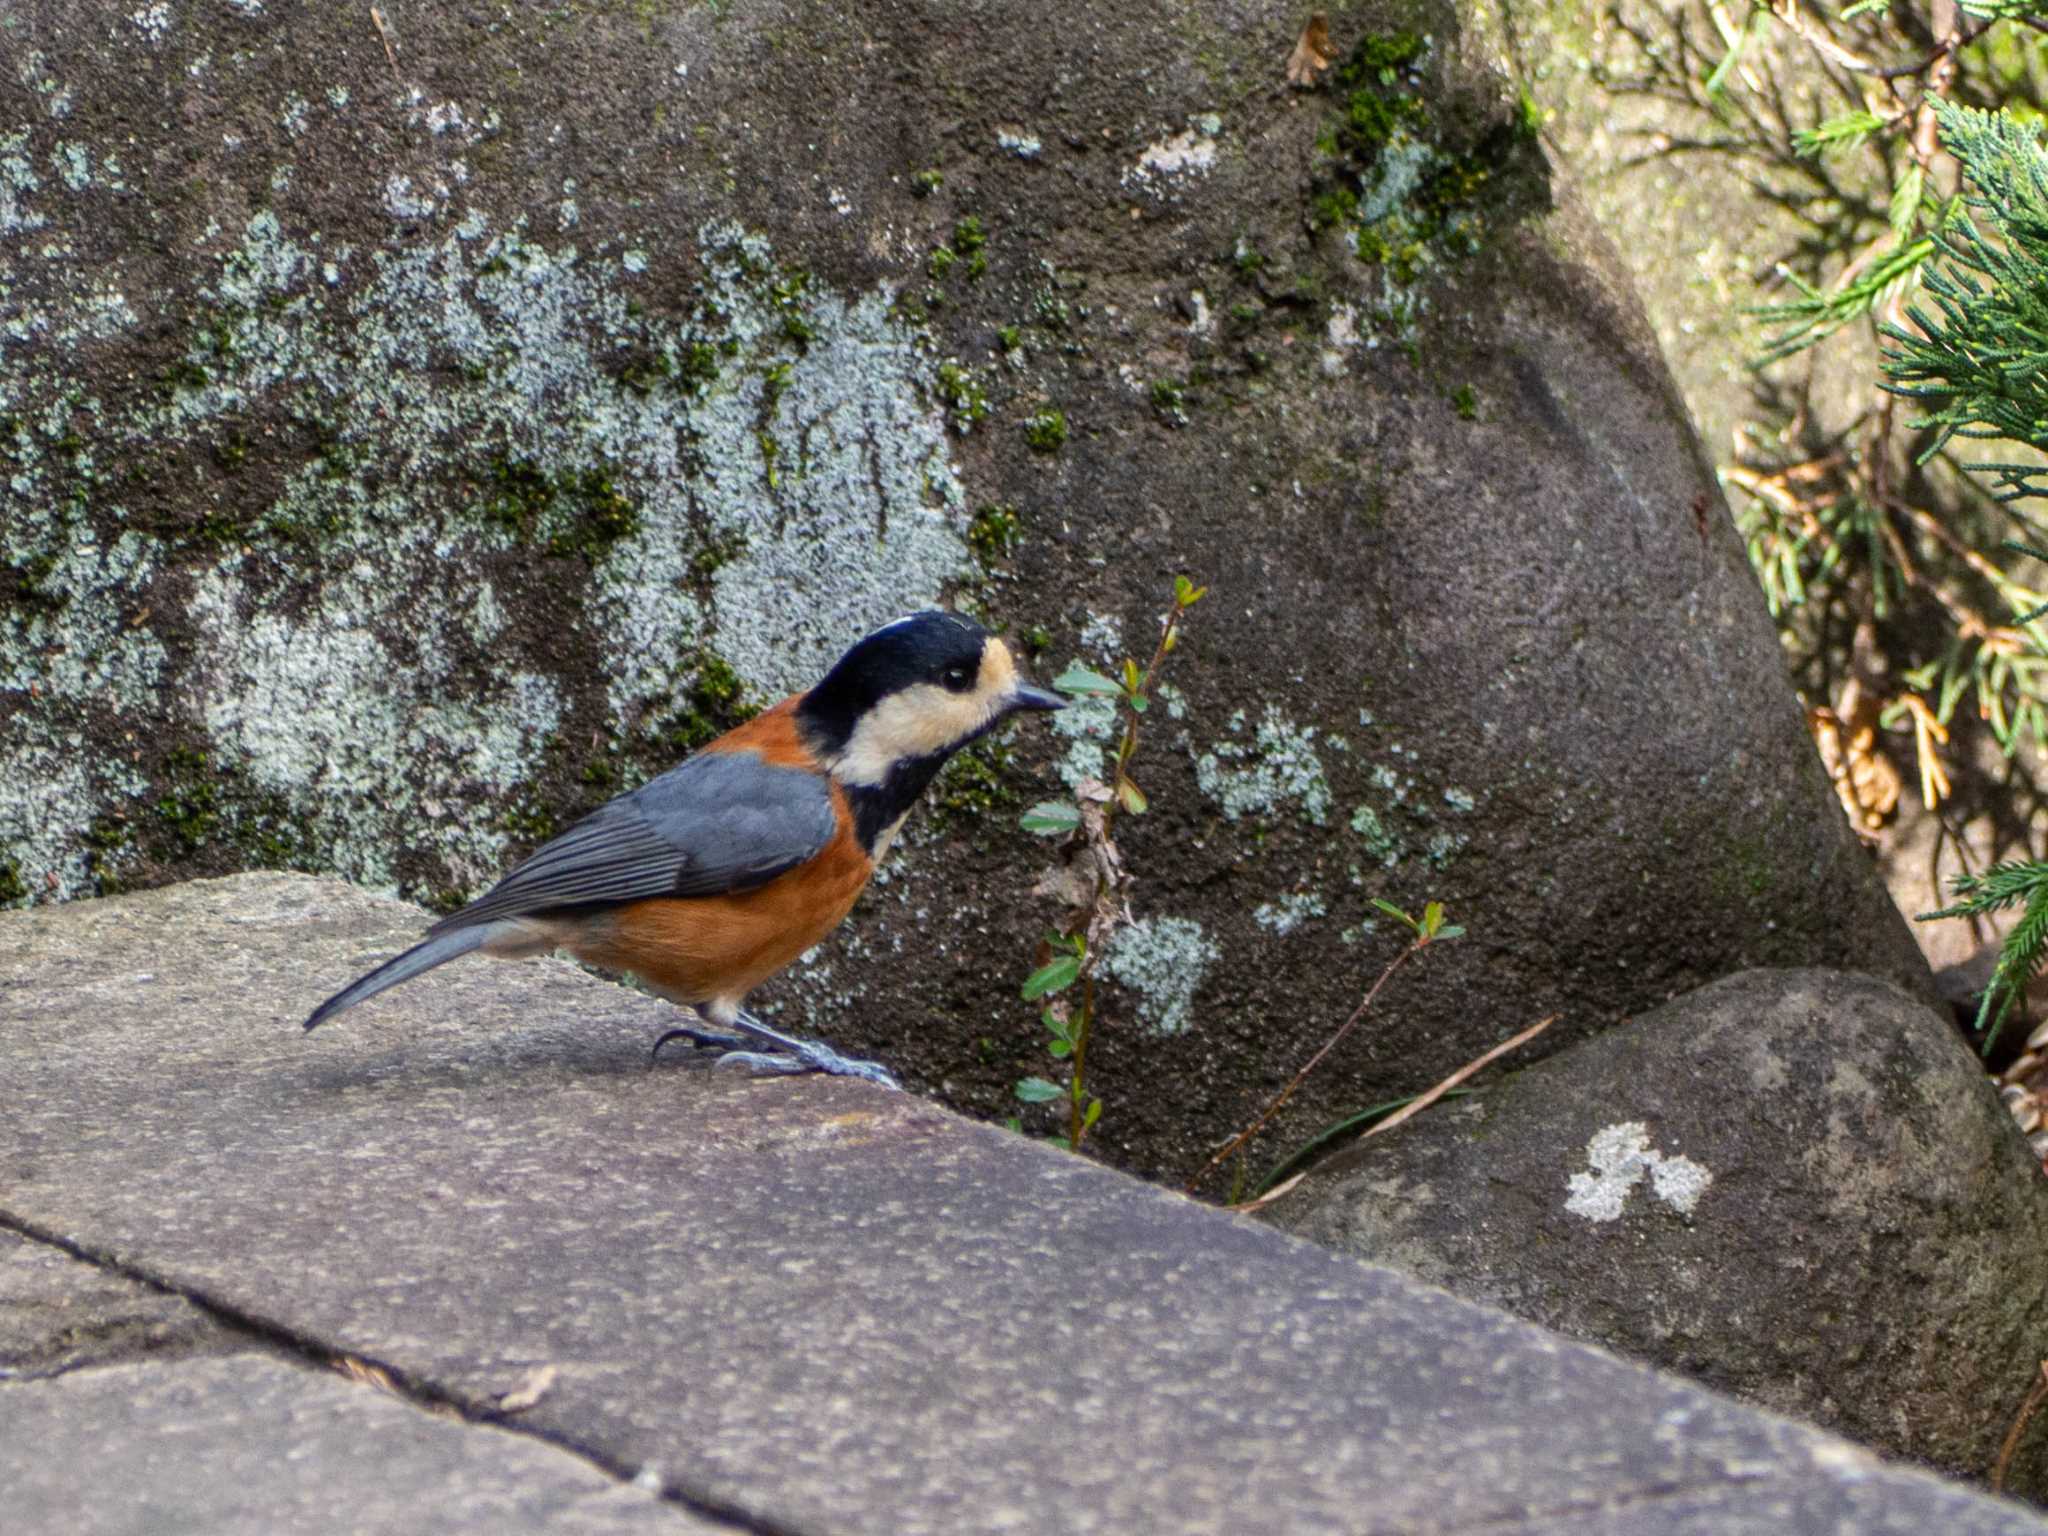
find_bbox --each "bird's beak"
[1005,683,1065,714]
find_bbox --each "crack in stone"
[0,1210,803,1536]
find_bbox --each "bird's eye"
[942,665,973,692]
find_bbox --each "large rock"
[1501,0,2048,978]
[0,0,1929,1179]
[1267,968,2048,1495]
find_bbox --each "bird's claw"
[648,1025,745,1066]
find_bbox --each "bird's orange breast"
[565,784,875,1009]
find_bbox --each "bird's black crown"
[795,611,990,753]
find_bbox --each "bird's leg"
[713,1009,901,1091]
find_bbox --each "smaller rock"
[1266,968,2048,1495]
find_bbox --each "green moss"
[483,455,641,564]
[1150,379,1189,428]
[155,747,220,853]
[662,651,761,753]
[1450,384,1477,420]
[678,341,722,392]
[929,741,1015,829]
[1306,28,1549,295]
[935,361,990,431]
[0,858,25,905]
[1023,410,1068,453]
[83,812,131,895]
[911,168,943,197]
[499,795,558,844]
[688,528,748,582]
[996,324,1021,352]
[1339,30,1427,83]
[968,503,1021,564]
[6,550,65,611]
[617,348,674,395]
[770,269,814,344]
[929,219,988,284]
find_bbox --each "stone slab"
[1,874,2042,1535]
[0,1351,708,1534]
[0,1225,241,1380]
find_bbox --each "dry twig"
[1994,1359,2048,1492]
[1221,1015,1559,1214]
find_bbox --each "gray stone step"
[3,873,2042,1535]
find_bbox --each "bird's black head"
[796,612,1062,847]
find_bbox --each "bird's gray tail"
[303,926,490,1032]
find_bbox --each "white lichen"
[129,4,173,43]
[1047,678,1120,788]
[1254,891,1326,935]
[1105,917,1220,1037]
[1078,610,1123,660]
[1195,707,1332,824]
[3,177,980,905]
[1,130,46,236]
[1565,1122,1713,1223]
[1122,119,1221,192]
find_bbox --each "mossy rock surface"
[1,0,1928,1179]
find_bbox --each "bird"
[303,610,1064,1088]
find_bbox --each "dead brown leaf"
[1286,14,1335,88]
[496,1363,559,1414]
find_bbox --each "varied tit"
[303,611,1064,1087]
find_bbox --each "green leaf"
[1422,900,1445,937]
[1793,111,1885,158]
[1127,692,1148,713]
[1115,776,1149,815]
[1048,1039,1072,1058]
[1042,1005,1075,1043]
[1251,1090,1476,1196]
[1021,954,1082,1000]
[1053,663,1123,696]
[1435,924,1467,941]
[1015,1076,1063,1104]
[1370,897,1418,933]
[1889,163,1924,243]
[1174,574,1195,604]
[1020,800,1082,836]
[1701,8,1759,97]
[1122,658,1142,692]
[1082,1098,1103,1130]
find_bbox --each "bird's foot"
[647,1024,746,1066]
[712,1010,900,1090]
[713,1043,900,1090]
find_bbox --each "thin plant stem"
[1185,940,1424,1194]
[1063,598,1193,1153]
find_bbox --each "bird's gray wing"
[430,750,837,933]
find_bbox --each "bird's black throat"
[840,748,957,853]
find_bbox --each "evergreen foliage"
[1924,860,2048,1049]
[1887,100,2048,1048]
[1885,102,2048,506]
